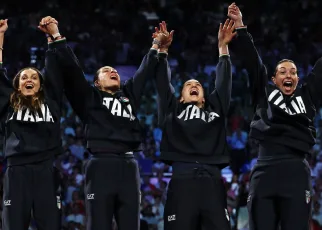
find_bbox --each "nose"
[111,69,117,73]
[285,71,292,78]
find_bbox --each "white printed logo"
[247,195,251,203]
[56,196,61,209]
[268,89,307,115]
[102,97,135,121]
[8,104,54,123]
[4,200,11,206]
[225,209,230,221]
[87,194,95,200]
[177,105,220,122]
[168,215,176,222]
[305,190,311,204]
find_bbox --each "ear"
[271,76,276,85]
[180,97,184,103]
[94,80,100,88]
[295,76,300,87]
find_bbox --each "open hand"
[0,19,8,34]
[38,16,59,35]
[152,21,174,49]
[218,19,236,46]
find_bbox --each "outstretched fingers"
[162,21,168,34]
[227,19,235,31]
[223,19,230,30]
[169,30,174,40]
[219,23,223,32]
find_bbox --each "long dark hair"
[93,68,100,87]
[10,67,45,112]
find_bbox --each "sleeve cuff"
[149,48,158,55]
[48,38,67,50]
[235,26,248,36]
[158,52,168,59]
[219,55,230,60]
[236,26,247,30]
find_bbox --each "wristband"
[52,33,61,39]
[54,37,66,43]
[152,39,161,47]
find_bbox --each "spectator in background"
[69,139,85,160]
[312,201,322,228]
[152,196,164,230]
[61,151,76,175]
[65,203,85,228]
[229,127,248,175]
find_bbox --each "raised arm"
[39,17,92,121]
[122,22,170,109]
[38,17,64,108]
[122,48,158,109]
[228,3,268,103]
[56,41,92,121]
[0,19,13,118]
[208,19,235,116]
[303,57,322,106]
[153,21,176,126]
[155,52,176,126]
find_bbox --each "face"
[18,69,41,96]
[95,66,121,92]
[180,79,205,107]
[272,61,299,95]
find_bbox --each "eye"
[280,71,286,75]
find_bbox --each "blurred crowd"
[0,0,322,229]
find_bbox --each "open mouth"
[283,80,293,91]
[190,88,199,96]
[110,75,118,81]
[25,83,34,89]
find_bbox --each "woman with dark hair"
[228,3,321,230]
[41,17,168,230]
[154,20,235,230]
[0,18,64,230]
